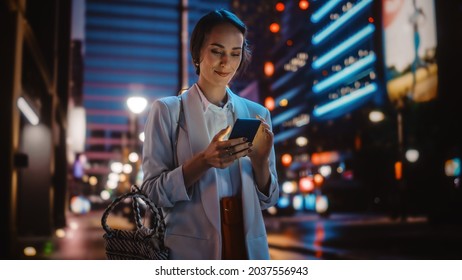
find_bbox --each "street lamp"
[126,96,148,114]
[126,96,148,149]
[126,96,148,185]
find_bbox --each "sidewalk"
[19,209,129,260]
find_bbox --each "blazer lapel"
[181,86,220,233]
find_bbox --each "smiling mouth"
[215,71,230,77]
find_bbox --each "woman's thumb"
[214,125,231,141]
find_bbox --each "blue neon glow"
[312,83,377,117]
[313,53,376,93]
[274,126,305,144]
[272,105,305,127]
[305,194,316,211]
[271,71,295,91]
[312,0,373,45]
[86,59,177,72]
[84,87,162,97]
[84,72,176,86]
[86,44,177,59]
[274,85,304,105]
[87,3,178,20]
[311,0,342,23]
[87,31,177,46]
[312,24,375,70]
[87,17,178,33]
[277,196,291,208]
[87,115,130,125]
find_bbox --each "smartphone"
[228,118,261,142]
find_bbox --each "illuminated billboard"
[383,0,438,104]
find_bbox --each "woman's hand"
[247,115,273,194]
[248,115,273,165]
[203,126,253,169]
[182,126,251,187]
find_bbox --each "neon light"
[274,85,304,105]
[313,83,377,117]
[272,104,305,126]
[271,71,294,91]
[312,0,373,45]
[311,0,342,23]
[87,2,177,19]
[313,53,376,93]
[87,17,178,32]
[17,97,39,125]
[87,31,177,45]
[274,126,305,144]
[312,24,375,69]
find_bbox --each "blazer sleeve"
[140,98,190,208]
[254,107,279,210]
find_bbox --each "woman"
[141,9,279,260]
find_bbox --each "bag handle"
[101,185,165,240]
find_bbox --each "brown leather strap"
[220,195,247,260]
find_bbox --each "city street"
[22,209,462,260]
[266,213,462,260]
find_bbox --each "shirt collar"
[194,83,235,113]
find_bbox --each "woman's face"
[198,23,244,88]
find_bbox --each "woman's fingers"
[224,141,252,156]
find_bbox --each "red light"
[368,17,374,23]
[299,177,314,193]
[322,70,328,76]
[286,39,293,46]
[264,96,275,111]
[299,0,309,10]
[269,23,280,33]
[276,2,285,12]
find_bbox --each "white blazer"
[141,85,279,259]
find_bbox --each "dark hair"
[190,9,251,75]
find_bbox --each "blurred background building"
[1,0,461,259]
[1,0,72,258]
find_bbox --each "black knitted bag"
[101,185,169,260]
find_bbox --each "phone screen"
[228,118,261,142]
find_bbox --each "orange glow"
[299,177,314,193]
[276,2,285,12]
[281,153,293,167]
[264,96,275,111]
[311,151,340,165]
[269,23,280,33]
[264,61,275,77]
[299,0,309,10]
[395,161,402,180]
[355,134,361,150]
[313,174,324,186]
[368,17,374,23]
[313,222,324,258]
[286,39,293,46]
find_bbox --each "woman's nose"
[220,55,229,66]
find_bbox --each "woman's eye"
[211,50,223,55]
[231,53,241,57]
